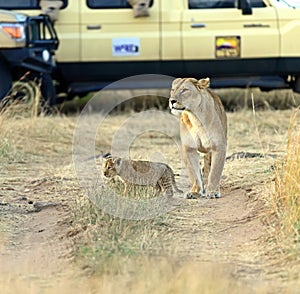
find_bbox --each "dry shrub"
[215,87,300,111]
[272,109,300,244]
[0,72,56,120]
[61,87,300,114]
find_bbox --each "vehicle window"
[189,0,235,9]
[0,0,68,10]
[189,0,265,9]
[250,0,266,7]
[87,0,153,9]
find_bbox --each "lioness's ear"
[171,78,183,88]
[197,78,210,89]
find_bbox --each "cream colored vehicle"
[2,0,300,101]
[0,7,58,103]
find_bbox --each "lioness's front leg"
[206,149,226,198]
[182,145,205,199]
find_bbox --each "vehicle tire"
[40,73,56,106]
[0,62,12,100]
[293,76,300,94]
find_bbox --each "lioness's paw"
[185,192,200,199]
[207,192,221,199]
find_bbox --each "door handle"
[243,24,270,28]
[87,25,102,30]
[190,23,206,28]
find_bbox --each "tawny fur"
[103,157,182,197]
[169,77,227,199]
[127,0,151,17]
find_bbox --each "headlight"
[42,50,50,62]
[0,23,25,40]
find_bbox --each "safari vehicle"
[1,0,300,103]
[0,8,59,104]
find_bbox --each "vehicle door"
[80,0,160,62]
[182,0,279,60]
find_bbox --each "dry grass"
[71,194,169,275]
[0,259,249,294]
[61,87,300,114]
[0,73,46,118]
[272,109,300,246]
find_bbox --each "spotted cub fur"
[103,155,182,198]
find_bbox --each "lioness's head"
[127,0,151,17]
[103,157,122,178]
[169,77,210,116]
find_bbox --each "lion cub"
[102,154,182,198]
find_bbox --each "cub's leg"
[122,182,129,196]
[182,145,205,199]
[206,150,226,198]
[153,183,162,197]
[158,178,173,198]
[171,173,183,194]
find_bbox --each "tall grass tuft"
[0,74,47,119]
[72,195,168,275]
[273,109,300,244]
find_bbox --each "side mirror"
[237,0,253,15]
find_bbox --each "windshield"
[274,0,300,7]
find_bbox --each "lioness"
[169,77,227,199]
[103,154,182,198]
[127,0,151,17]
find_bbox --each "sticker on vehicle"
[216,36,240,58]
[112,37,140,57]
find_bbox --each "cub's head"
[127,0,151,17]
[169,77,210,116]
[103,157,122,178]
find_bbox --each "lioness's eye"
[180,88,188,94]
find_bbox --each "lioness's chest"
[180,111,210,151]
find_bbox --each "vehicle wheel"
[293,76,300,94]
[40,73,56,106]
[0,63,12,100]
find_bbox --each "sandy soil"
[0,108,299,293]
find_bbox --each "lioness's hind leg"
[203,152,211,186]
[206,150,226,198]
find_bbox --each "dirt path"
[0,162,77,292]
[167,189,270,288]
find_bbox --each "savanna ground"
[0,87,299,293]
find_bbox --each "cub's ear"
[103,152,112,159]
[114,157,122,166]
[197,78,210,89]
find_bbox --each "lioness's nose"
[169,99,176,105]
